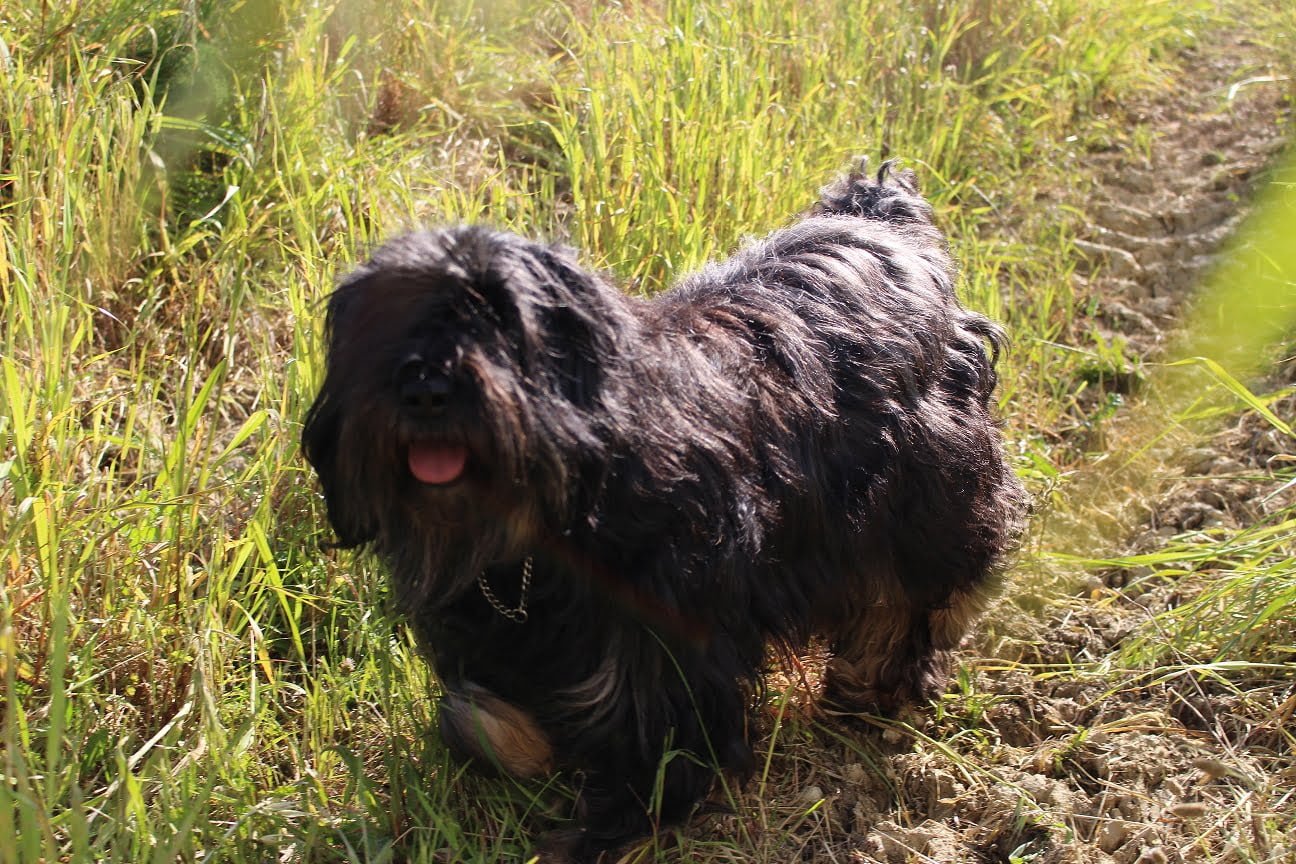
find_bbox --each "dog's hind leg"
[821,583,992,716]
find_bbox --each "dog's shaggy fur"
[303,162,1026,860]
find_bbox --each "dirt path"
[701,27,1294,864]
[861,30,1293,864]
[1079,35,1289,364]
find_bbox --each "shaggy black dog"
[302,161,1025,861]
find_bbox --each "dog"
[302,161,1026,861]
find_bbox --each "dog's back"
[642,159,1024,713]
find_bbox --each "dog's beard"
[379,469,545,613]
[383,498,542,614]
[331,382,547,611]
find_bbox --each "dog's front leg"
[540,647,752,862]
[437,682,555,779]
[538,751,717,863]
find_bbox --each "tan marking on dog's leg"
[928,583,995,651]
[439,683,554,779]
[825,580,998,715]
[822,596,916,715]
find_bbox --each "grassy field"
[2,1,1294,862]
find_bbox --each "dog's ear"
[303,274,384,548]
[533,247,610,409]
[301,389,376,548]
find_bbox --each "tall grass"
[545,0,1191,289]
[2,0,1286,862]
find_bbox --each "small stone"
[1192,757,1229,779]
[1075,238,1143,278]
[1099,820,1131,853]
[1170,801,1208,819]
[843,763,867,784]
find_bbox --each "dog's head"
[302,226,630,605]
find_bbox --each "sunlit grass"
[1,0,1291,861]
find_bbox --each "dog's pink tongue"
[408,443,468,485]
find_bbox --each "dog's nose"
[396,355,453,417]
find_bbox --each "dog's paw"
[532,828,593,864]
[821,655,951,718]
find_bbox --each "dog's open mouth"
[408,441,469,485]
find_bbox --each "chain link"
[477,556,532,623]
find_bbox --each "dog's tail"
[812,157,935,226]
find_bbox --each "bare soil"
[695,28,1294,864]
